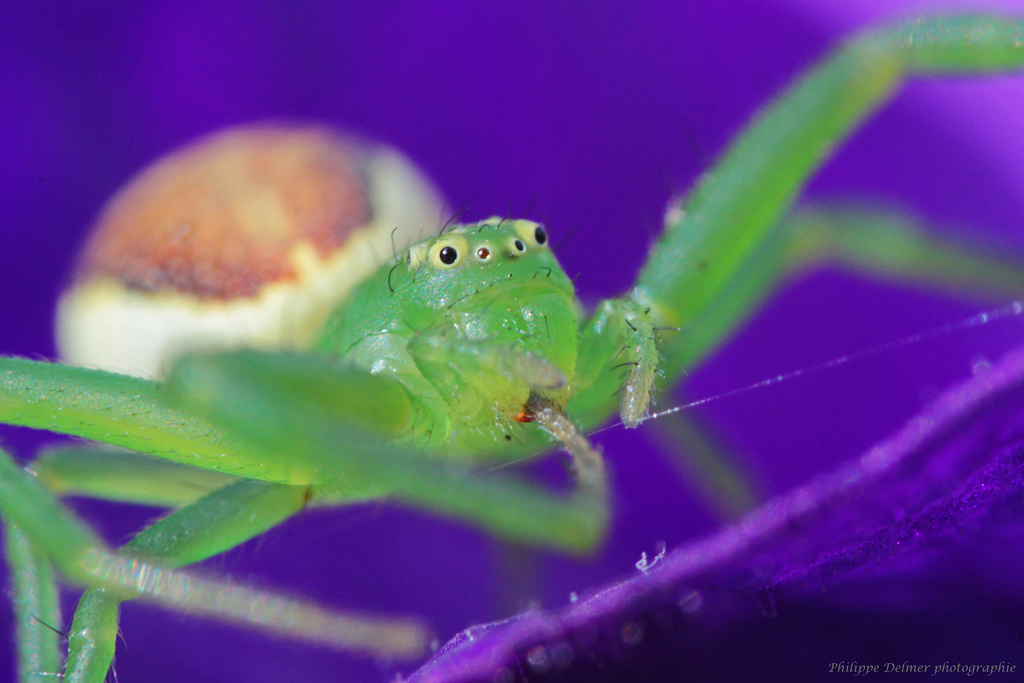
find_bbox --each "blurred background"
[3,1,1024,680]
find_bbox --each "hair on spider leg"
[652,325,684,346]
[112,625,130,683]
[29,614,70,677]
[28,613,69,644]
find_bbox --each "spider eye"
[405,243,428,269]
[476,246,491,261]
[428,235,468,268]
[439,246,458,264]
[512,221,547,250]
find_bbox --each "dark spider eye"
[534,226,547,245]
[439,246,458,264]
[513,239,526,252]
[476,246,491,260]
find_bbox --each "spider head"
[400,218,580,399]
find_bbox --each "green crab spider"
[3,14,1024,683]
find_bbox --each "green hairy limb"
[632,15,1024,381]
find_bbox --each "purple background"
[3,1,1024,681]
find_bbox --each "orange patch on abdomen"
[75,125,373,299]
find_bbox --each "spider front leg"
[570,298,659,430]
[564,16,1024,518]
[165,350,610,552]
[626,16,1024,392]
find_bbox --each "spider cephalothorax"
[316,219,582,455]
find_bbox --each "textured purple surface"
[3,2,1024,682]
